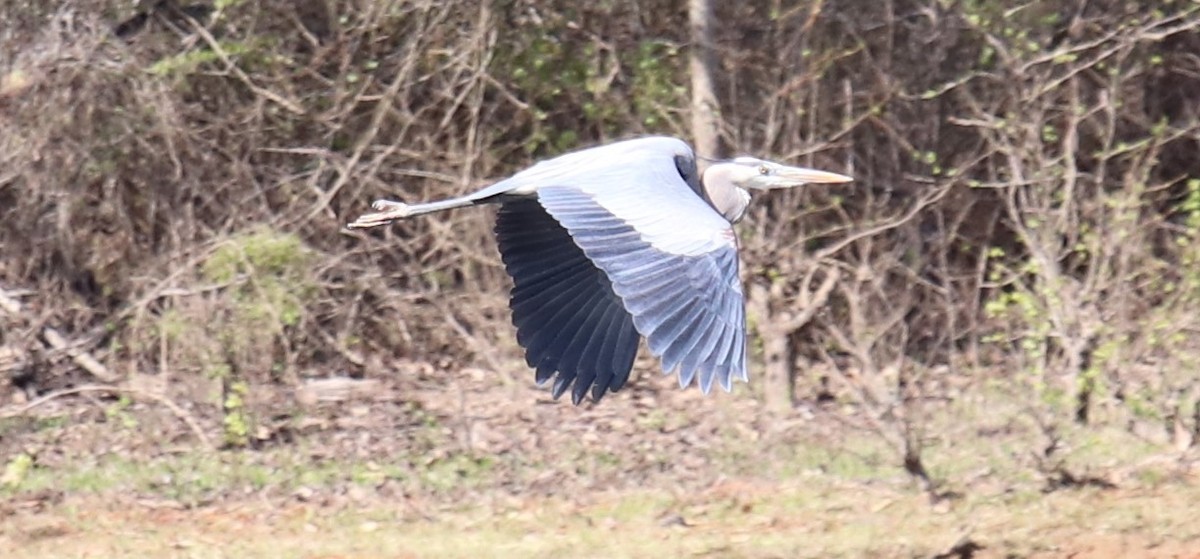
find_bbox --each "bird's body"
[349,136,851,404]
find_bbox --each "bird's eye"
[758,165,771,175]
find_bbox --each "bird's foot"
[347,199,412,229]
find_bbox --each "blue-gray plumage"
[495,198,640,403]
[349,136,852,404]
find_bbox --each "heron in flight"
[349,136,852,404]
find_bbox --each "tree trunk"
[748,269,840,414]
[760,322,795,414]
[748,281,796,415]
[688,0,721,159]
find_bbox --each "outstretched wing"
[495,199,640,405]
[495,137,748,395]
[537,186,746,394]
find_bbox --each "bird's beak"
[776,166,854,186]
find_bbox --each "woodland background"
[2,1,1200,557]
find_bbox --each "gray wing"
[495,199,640,404]
[536,185,747,393]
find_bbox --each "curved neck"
[701,165,750,223]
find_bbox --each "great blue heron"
[349,136,852,404]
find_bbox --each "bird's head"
[700,157,853,223]
[721,157,854,190]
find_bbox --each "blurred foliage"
[202,228,315,336]
[0,452,33,490]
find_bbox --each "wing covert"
[489,137,733,257]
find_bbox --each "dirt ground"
[4,479,1200,558]
[4,363,1200,558]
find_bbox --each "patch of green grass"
[9,452,265,501]
[1,444,511,506]
[418,453,496,493]
[0,415,70,439]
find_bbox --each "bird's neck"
[700,166,749,224]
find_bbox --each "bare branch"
[0,285,119,383]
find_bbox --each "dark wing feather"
[495,199,640,404]
[536,186,747,392]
